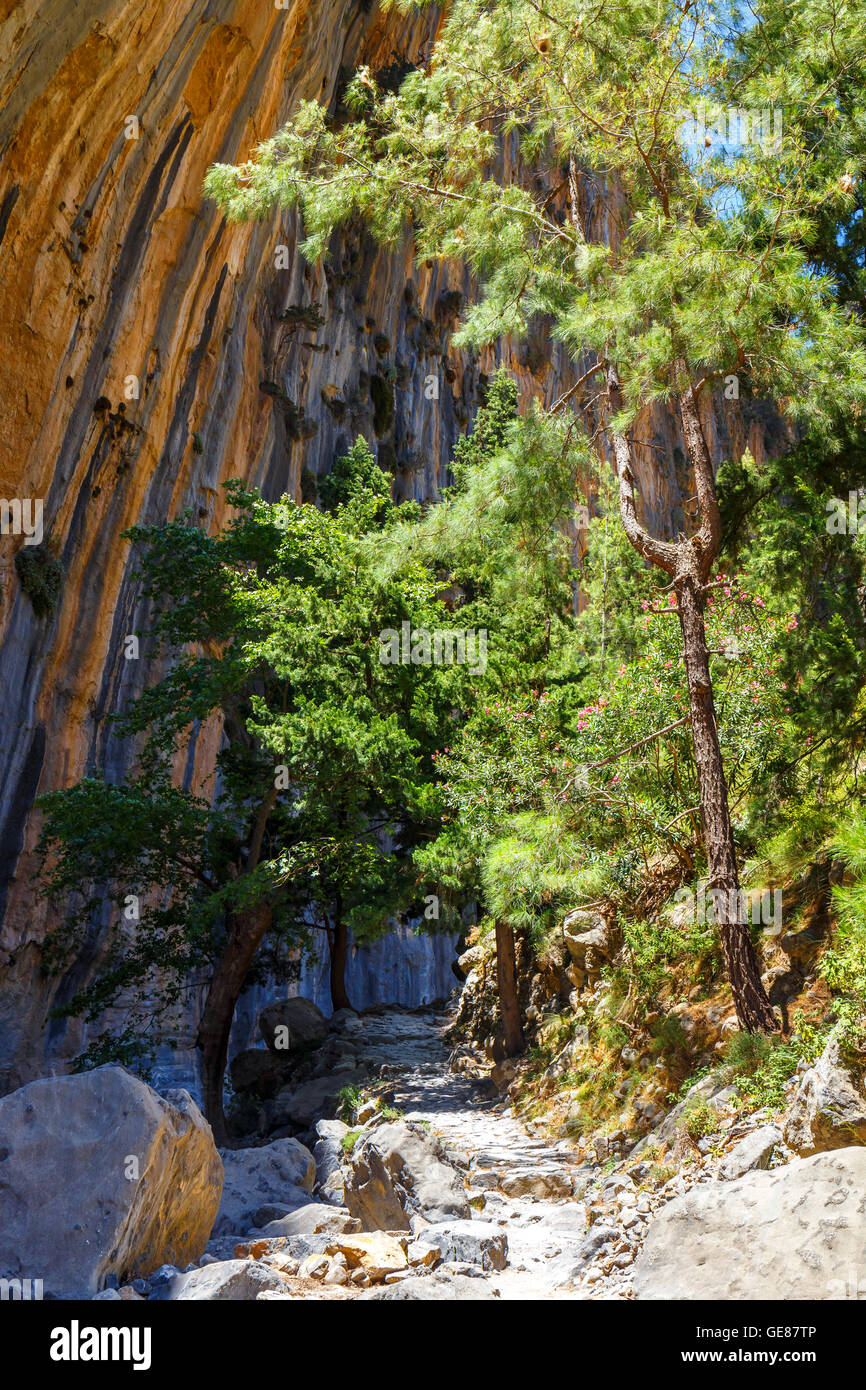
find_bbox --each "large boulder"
[313,1118,349,1204]
[634,1148,866,1300]
[343,1121,470,1231]
[213,1137,316,1236]
[229,1049,294,1100]
[272,1071,368,1128]
[260,997,328,1053]
[782,1038,866,1155]
[414,1220,508,1272]
[0,1065,222,1298]
[344,1142,410,1230]
[171,1259,289,1301]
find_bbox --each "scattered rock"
[360,1272,498,1300]
[299,1253,331,1281]
[407,1240,440,1268]
[0,1065,223,1299]
[634,1072,732,1152]
[323,1232,408,1281]
[718,1124,781,1180]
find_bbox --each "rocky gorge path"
[315,1006,637,1299]
[268,1002,860,1303]
[72,1001,864,1302]
[5,1001,862,1302]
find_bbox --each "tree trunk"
[604,362,776,1032]
[495,919,525,1056]
[196,785,280,1143]
[675,565,777,1032]
[329,901,353,1013]
[197,902,272,1145]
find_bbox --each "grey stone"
[500,1167,574,1199]
[634,1148,866,1300]
[252,1202,296,1227]
[718,1124,781,1180]
[438,1259,487,1277]
[343,1121,470,1231]
[272,1071,368,1128]
[0,1066,223,1299]
[171,1258,289,1301]
[562,910,611,967]
[414,1219,508,1271]
[256,1204,359,1239]
[229,1048,293,1099]
[213,1137,315,1236]
[782,1038,866,1155]
[601,1173,635,1202]
[313,1117,349,1203]
[259,997,328,1053]
[542,1223,622,1284]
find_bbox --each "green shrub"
[15,543,64,618]
[680,1096,718,1140]
[646,1162,677,1184]
[336,1083,364,1122]
[723,1025,825,1111]
[824,811,866,1042]
[377,1102,404,1121]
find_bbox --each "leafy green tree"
[424,574,794,922]
[38,446,455,1141]
[381,371,594,1050]
[205,0,866,1031]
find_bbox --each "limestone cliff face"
[0,0,785,1091]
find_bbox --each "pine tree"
[205,0,866,1031]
